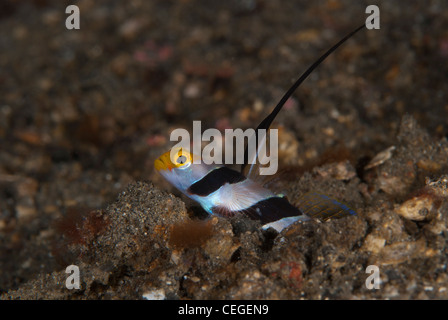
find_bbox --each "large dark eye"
[177,155,187,164]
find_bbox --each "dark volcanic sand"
[1,0,448,299]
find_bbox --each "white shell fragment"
[365,146,396,170]
[142,288,166,300]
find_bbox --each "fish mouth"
[154,151,173,171]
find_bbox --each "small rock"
[426,175,448,197]
[16,204,37,221]
[142,288,166,300]
[373,238,433,266]
[184,82,202,99]
[417,159,442,172]
[203,217,239,265]
[377,165,415,196]
[362,234,386,254]
[314,160,356,181]
[119,19,144,40]
[395,196,433,221]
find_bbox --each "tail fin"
[297,192,356,222]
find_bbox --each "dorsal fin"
[242,24,366,179]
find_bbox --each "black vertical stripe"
[212,196,302,225]
[187,167,246,196]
